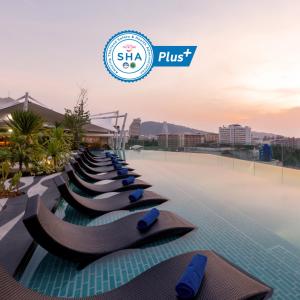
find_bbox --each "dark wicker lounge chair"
[71,160,140,182]
[84,151,123,163]
[85,148,106,158]
[0,250,272,299]
[65,164,151,196]
[82,150,110,160]
[23,195,195,264]
[85,149,126,163]
[75,156,134,174]
[80,152,128,168]
[54,175,168,216]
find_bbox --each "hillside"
[140,121,208,135]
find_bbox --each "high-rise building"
[219,124,251,145]
[129,118,141,138]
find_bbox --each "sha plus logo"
[103,30,197,83]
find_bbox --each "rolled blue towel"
[129,189,144,202]
[117,168,128,176]
[122,176,135,186]
[137,208,160,232]
[175,254,207,299]
[111,158,119,164]
[114,163,123,170]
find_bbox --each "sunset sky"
[1,0,300,136]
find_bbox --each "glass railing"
[125,143,300,188]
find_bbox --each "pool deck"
[0,173,61,275]
[18,151,300,300]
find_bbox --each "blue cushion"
[117,168,129,176]
[122,176,135,186]
[137,208,160,232]
[129,189,144,202]
[175,254,207,299]
[114,163,123,170]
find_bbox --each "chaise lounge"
[83,150,124,163]
[70,160,140,182]
[23,195,195,265]
[65,164,151,196]
[0,250,272,299]
[80,152,128,168]
[75,156,134,174]
[54,175,168,217]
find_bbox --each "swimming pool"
[20,150,300,299]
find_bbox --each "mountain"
[140,121,208,136]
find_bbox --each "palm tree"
[8,110,43,140]
[46,127,71,170]
[7,110,43,171]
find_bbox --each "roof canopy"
[0,97,114,133]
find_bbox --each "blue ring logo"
[103,30,154,82]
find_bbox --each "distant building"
[271,137,300,149]
[251,137,262,145]
[157,133,213,148]
[251,134,284,145]
[219,124,251,145]
[204,133,219,144]
[157,134,180,148]
[129,118,141,138]
[183,134,205,147]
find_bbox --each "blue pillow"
[175,254,207,299]
[117,168,129,176]
[129,189,144,202]
[114,163,123,170]
[137,208,160,232]
[122,176,135,186]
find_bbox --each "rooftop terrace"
[1,150,300,299]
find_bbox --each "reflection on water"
[127,150,300,249]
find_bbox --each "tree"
[45,127,71,170]
[7,110,43,171]
[63,88,90,149]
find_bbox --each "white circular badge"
[103,30,154,82]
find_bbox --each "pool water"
[20,151,300,299]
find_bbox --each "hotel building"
[219,124,251,145]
